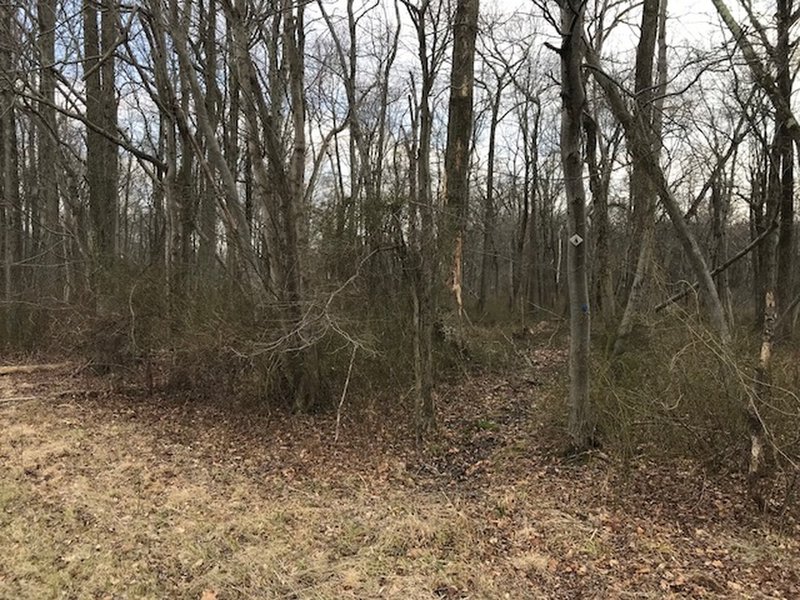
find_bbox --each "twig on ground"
[334,346,358,443]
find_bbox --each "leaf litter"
[0,361,797,599]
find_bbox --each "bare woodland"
[2,0,800,596]
[1,0,800,540]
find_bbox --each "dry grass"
[0,367,798,599]
[0,375,504,599]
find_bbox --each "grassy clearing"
[0,375,510,599]
[0,367,798,599]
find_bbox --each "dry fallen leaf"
[201,589,218,600]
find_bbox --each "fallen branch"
[655,220,778,312]
[0,362,72,376]
[0,389,81,404]
[334,346,357,443]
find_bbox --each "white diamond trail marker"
[569,234,584,247]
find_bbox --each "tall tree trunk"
[371,7,402,287]
[198,0,220,276]
[612,0,661,355]
[416,77,435,437]
[38,0,60,298]
[751,154,769,328]
[711,173,733,324]
[524,99,541,316]
[775,0,794,335]
[1,3,19,340]
[146,0,171,278]
[283,0,324,412]
[84,0,119,296]
[402,0,440,438]
[749,137,782,509]
[559,0,593,451]
[224,12,242,283]
[583,113,615,327]
[478,88,500,316]
[170,47,194,307]
[512,97,531,319]
[443,0,479,319]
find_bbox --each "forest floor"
[0,353,798,600]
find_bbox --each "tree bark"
[711,173,733,324]
[583,113,616,326]
[84,0,119,292]
[401,0,442,438]
[443,0,479,320]
[478,86,500,316]
[38,0,60,297]
[748,136,782,510]
[198,0,220,276]
[1,2,20,340]
[559,0,593,451]
[775,0,794,334]
[612,0,661,355]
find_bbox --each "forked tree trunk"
[401,0,440,438]
[612,0,661,355]
[283,0,326,412]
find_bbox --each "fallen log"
[0,362,72,376]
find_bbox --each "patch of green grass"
[475,418,500,431]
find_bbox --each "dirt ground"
[0,361,798,599]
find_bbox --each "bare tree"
[474,25,518,316]
[557,0,592,451]
[610,0,663,355]
[1,0,21,338]
[83,0,120,294]
[38,0,59,296]
[401,0,449,437]
[586,50,732,346]
[711,0,796,332]
[444,0,479,318]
